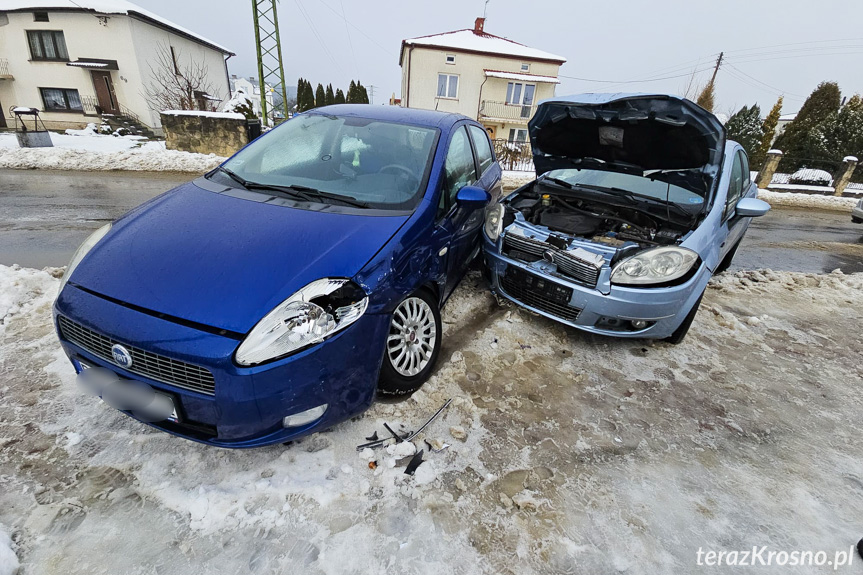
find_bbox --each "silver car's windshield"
[545,168,705,207]
[220,113,438,210]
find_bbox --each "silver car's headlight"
[484,203,504,242]
[611,246,699,286]
[235,278,368,366]
[58,223,112,295]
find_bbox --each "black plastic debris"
[857,538,863,560]
[364,431,378,442]
[384,423,404,442]
[404,450,425,475]
[355,398,452,451]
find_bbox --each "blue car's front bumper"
[54,284,389,448]
[484,242,711,339]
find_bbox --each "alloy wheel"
[387,297,437,377]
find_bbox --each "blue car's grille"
[58,316,216,396]
[503,232,600,288]
[500,267,581,323]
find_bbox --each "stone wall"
[160,111,248,157]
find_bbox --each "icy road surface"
[1,265,862,574]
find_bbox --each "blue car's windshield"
[219,113,439,210]
[545,169,705,207]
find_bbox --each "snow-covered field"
[1,263,862,574]
[757,188,859,212]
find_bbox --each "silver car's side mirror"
[736,197,770,217]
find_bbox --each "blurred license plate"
[77,359,179,422]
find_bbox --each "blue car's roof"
[304,104,471,130]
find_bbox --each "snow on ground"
[0,525,19,575]
[758,188,858,212]
[2,263,863,573]
[0,130,152,154]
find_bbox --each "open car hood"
[528,93,726,198]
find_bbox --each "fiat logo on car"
[111,344,133,369]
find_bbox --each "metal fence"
[480,100,538,122]
[0,58,10,77]
[492,139,534,172]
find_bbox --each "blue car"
[54,105,501,447]
[482,93,770,343]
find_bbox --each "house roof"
[401,28,566,65]
[1,0,233,54]
[484,69,560,84]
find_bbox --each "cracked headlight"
[484,203,504,242]
[58,223,112,295]
[611,246,699,286]
[235,279,368,366]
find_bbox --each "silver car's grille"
[500,268,581,323]
[503,232,601,288]
[554,252,601,286]
[58,316,216,396]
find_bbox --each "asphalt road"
[1,168,861,273]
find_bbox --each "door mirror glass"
[455,185,490,209]
[735,197,770,218]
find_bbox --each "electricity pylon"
[251,0,288,125]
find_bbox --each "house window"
[446,54,455,64]
[33,11,50,22]
[508,128,527,144]
[506,82,536,105]
[27,30,68,60]
[520,63,529,72]
[40,88,83,111]
[437,74,458,99]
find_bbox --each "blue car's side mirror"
[456,185,491,209]
[736,197,770,217]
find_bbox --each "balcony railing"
[0,58,12,79]
[80,95,100,115]
[479,100,538,123]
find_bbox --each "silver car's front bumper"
[483,242,712,339]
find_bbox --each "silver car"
[853,198,863,223]
[482,93,770,344]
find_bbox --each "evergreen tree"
[334,88,346,104]
[296,77,305,111]
[326,83,335,106]
[232,98,257,120]
[358,82,369,104]
[752,96,783,168]
[315,83,326,108]
[303,81,315,110]
[347,80,358,103]
[809,94,863,166]
[774,81,841,170]
[725,104,762,157]
[696,81,715,113]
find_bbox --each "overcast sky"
[135,0,863,115]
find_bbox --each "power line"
[338,0,359,77]
[313,0,395,56]
[558,66,714,85]
[294,0,344,74]
[724,62,804,98]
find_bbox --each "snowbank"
[0,526,19,575]
[757,188,858,212]
[0,131,152,153]
[0,146,222,173]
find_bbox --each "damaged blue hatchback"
[54,104,501,447]
[483,93,769,343]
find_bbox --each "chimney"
[474,17,485,34]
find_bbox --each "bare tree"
[142,43,217,112]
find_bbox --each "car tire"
[853,216,862,224]
[378,289,442,396]
[663,291,705,345]
[715,240,741,274]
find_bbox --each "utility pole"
[368,84,376,105]
[709,52,724,86]
[251,0,288,126]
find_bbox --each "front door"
[91,70,119,114]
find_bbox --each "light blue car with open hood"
[482,93,770,343]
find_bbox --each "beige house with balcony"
[0,0,233,133]
[399,18,565,143]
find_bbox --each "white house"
[400,18,566,142]
[0,0,234,133]
[224,75,274,119]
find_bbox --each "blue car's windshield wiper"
[244,181,371,209]
[215,166,251,188]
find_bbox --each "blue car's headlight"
[611,246,699,286]
[58,223,112,295]
[235,278,368,366]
